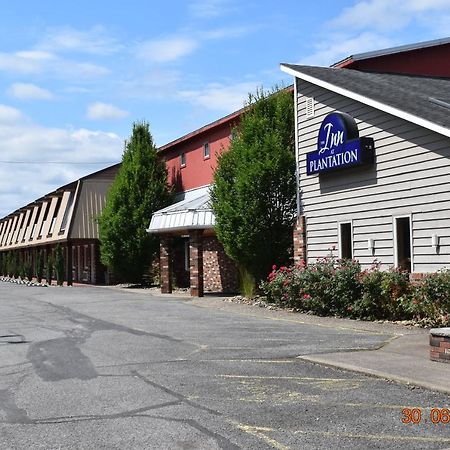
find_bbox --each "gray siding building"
[281,64,450,275]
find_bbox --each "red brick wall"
[163,122,235,193]
[203,236,239,293]
[293,215,306,263]
[430,333,450,363]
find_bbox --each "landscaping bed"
[258,256,450,328]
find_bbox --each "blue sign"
[306,112,374,175]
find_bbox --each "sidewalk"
[191,296,450,395]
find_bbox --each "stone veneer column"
[189,230,204,297]
[293,215,307,263]
[160,236,173,294]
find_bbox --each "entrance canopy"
[147,187,215,234]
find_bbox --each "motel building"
[281,38,450,276]
[147,110,244,297]
[0,165,119,285]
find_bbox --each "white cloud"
[332,0,408,32]
[332,0,450,32]
[0,49,109,80]
[300,32,394,66]
[301,0,450,67]
[0,104,24,123]
[0,51,53,74]
[189,0,231,18]
[136,36,198,63]
[0,112,123,216]
[87,102,129,120]
[8,83,54,100]
[38,25,121,55]
[179,81,257,112]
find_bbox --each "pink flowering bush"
[261,257,450,325]
[262,255,362,316]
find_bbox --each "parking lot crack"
[131,370,221,417]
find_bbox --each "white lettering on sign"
[319,122,344,154]
[309,149,359,174]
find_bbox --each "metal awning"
[147,187,215,234]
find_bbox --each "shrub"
[353,267,413,320]
[262,255,362,315]
[414,270,450,326]
[262,256,418,321]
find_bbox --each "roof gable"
[281,64,450,138]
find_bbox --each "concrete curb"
[298,354,450,395]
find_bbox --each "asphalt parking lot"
[1,282,449,449]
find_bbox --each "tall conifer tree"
[99,121,172,282]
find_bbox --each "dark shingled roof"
[281,64,450,132]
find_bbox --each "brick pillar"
[160,236,172,294]
[189,230,204,297]
[66,242,73,286]
[293,215,307,263]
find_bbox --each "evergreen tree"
[46,254,53,285]
[35,250,44,283]
[54,244,64,286]
[99,121,173,282]
[211,87,296,292]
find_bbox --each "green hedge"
[261,256,450,326]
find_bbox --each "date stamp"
[402,408,450,424]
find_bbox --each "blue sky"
[1,0,449,216]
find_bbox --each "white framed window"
[338,221,353,259]
[393,215,413,273]
[203,142,210,159]
[180,152,186,167]
[305,97,315,118]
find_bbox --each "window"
[203,142,210,159]
[30,205,41,239]
[23,209,33,241]
[49,197,62,235]
[339,222,353,259]
[180,152,186,167]
[38,202,50,238]
[15,213,26,243]
[60,192,74,232]
[9,217,19,244]
[395,216,412,273]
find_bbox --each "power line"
[0,161,118,165]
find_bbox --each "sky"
[0,0,449,217]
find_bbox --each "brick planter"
[430,328,450,363]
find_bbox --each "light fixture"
[432,234,440,249]
[368,238,374,254]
